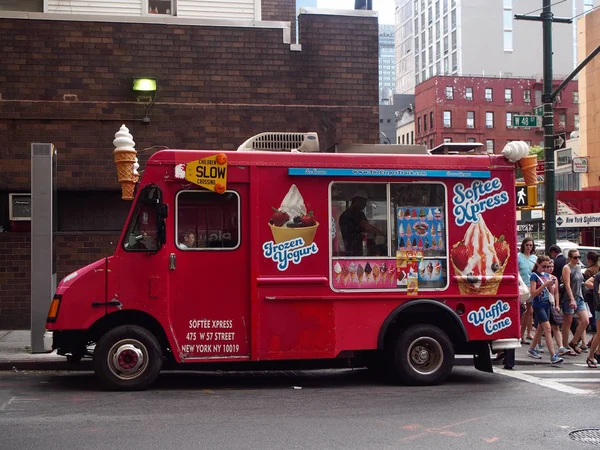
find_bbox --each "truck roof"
[146,149,514,171]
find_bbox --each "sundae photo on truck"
[45,130,528,390]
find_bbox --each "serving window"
[176,191,240,250]
[330,182,448,292]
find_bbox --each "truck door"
[168,186,250,360]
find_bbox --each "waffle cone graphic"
[268,222,319,247]
[519,155,538,186]
[451,241,510,295]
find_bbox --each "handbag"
[518,274,530,305]
[534,273,563,324]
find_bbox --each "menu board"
[396,207,444,255]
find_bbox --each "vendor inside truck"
[339,190,386,256]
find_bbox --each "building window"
[524,89,531,103]
[467,138,476,143]
[430,138,434,148]
[559,113,566,127]
[148,0,174,14]
[444,57,449,73]
[504,88,512,102]
[574,114,580,130]
[444,137,452,143]
[506,112,513,128]
[555,94,561,103]
[444,110,452,127]
[0,1,43,11]
[424,114,428,131]
[573,91,579,103]
[486,112,494,128]
[445,86,454,99]
[451,52,457,72]
[411,131,414,144]
[430,111,434,128]
[467,111,475,128]
[503,31,513,52]
[451,9,456,28]
[465,87,473,100]
[444,36,449,54]
[486,139,494,153]
[451,30,457,50]
[418,117,422,133]
[485,88,493,101]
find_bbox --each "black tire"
[387,324,454,386]
[93,325,162,391]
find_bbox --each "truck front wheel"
[387,324,454,386]
[94,325,162,391]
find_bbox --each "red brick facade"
[0,9,379,328]
[414,75,579,153]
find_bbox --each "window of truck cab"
[329,182,448,291]
[175,190,240,250]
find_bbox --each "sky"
[317,0,395,24]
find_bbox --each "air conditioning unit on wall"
[9,193,31,221]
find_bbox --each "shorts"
[533,302,551,324]
[561,295,587,315]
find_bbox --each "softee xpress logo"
[467,300,512,335]
[452,178,509,226]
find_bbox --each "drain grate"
[569,429,600,445]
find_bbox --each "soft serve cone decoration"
[450,218,510,295]
[113,124,137,200]
[519,154,539,186]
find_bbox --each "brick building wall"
[0,11,379,328]
[262,0,296,39]
[414,75,579,153]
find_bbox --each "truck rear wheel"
[387,324,453,386]
[94,325,162,391]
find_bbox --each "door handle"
[169,253,176,270]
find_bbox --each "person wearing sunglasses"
[518,238,537,343]
[561,248,590,354]
[526,256,564,364]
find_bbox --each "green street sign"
[513,115,541,128]
[534,106,543,116]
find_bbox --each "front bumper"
[490,338,520,352]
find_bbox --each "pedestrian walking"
[561,249,590,355]
[518,238,537,343]
[526,256,564,364]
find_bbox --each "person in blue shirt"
[518,238,537,343]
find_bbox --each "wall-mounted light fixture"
[132,77,157,123]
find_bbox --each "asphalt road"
[0,366,598,450]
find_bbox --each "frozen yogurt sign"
[452,178,509,226]
[264,184,319,271]
[467,300,512,335]
[263,239,319,271]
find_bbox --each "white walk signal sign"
[516,186,528,207]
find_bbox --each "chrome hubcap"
[407,337,443,375]
[108,340,148,380]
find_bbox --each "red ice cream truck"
[46,135,521,390]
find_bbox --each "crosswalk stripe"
[542,378,600,383]
[519,370,599,375]
[495,368,594,395]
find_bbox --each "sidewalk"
[1,330,593,372]
[0,330,92,371]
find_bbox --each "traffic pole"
[541,0,556,253]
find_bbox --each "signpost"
[553,132,566,150]
[513,115,541,128]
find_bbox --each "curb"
[0,360,93,372]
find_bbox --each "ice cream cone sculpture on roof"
[113,124,137,200]
[519,154,539,186]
